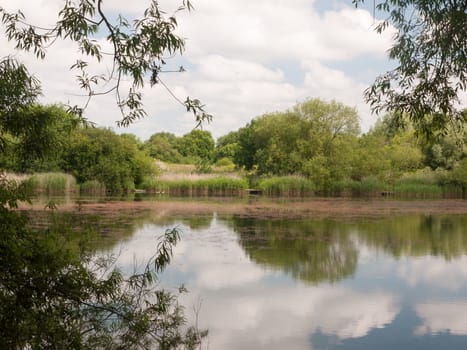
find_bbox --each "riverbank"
[18,197,467,219]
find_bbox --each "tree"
[0,2,207,347]
[353,0,467,136]
[144,132,184,163]
[234,98,360,184]
[0,104,79,172]
[214,131,240,163]
[177,129,215,162]
[63,127,156,193]
[0,0,211,127]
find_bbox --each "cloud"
[415,302,467,336]
[0,0,394,139]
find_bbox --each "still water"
[101,211,467,349]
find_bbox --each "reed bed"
[27,172,77,195]
[142,176,248,196]
[79,180,107,195]
[331,177,388,196]
[258,176,314,196]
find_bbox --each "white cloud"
[0,0,394,139]
[415,302,467,336]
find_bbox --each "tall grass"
[258,176,314,196]
[79,180,107,195]
[332,177,388,196]
[142,175,248,196]
[27,173,77,194]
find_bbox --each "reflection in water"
[415,302,467,336]
[398,256,467,291]
[229,217,358,284]
[356,215,467,259]
[40,208,467,349]
[161,216,399,350]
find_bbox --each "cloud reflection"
[182,286,399,350]
[165,219,399,349]
[398,256,467,291]
[111,216,400,350]
[415,302,467,336]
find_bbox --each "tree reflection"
[356,215,467,260]
[226,214,467,285]
[228,217,358,284]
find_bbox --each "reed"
[141,175,248,196]
[27,172,77,194]
[258,176,314,196]
[333,177,388,196]
[392,169,443,198]
[79,180,107,195]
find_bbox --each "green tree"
[234,98,360,187]
[177,129,215,162]
[214,131,240,163]
[63,127,156,193]
[144,132,184,163]
[354,0,467,136]
[0,1,208,346]
[0,104,79,172]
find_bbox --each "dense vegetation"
[1,99,464,197]
[217,98,466,196]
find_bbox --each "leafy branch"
[0,0,211,128]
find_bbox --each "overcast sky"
[0,0,396,140]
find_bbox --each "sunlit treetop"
[0,0,212,127]
[353,0,467,137]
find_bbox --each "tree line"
[2,98,464,195]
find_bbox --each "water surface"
[100,211,467,349]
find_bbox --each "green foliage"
[79,180,106,195]
[214,131,240,162]
[144,132,184,163]
[63,127,156,193]
[214,157,236,171]
[142,176,248,196]
[0,103,81,173]
[258,176,314,196]
[353,0,467,136]
[0,201,206,348]
[144,130,216,165]
[449,158,467,195]
[0,1,212,126]
[195,158,213,174]
[28,173,77,195]
[177,129,215,162]
[234,98,360,187]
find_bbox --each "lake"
[80,199,467,350]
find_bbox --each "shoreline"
[18,197,467,219]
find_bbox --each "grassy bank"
[7,166,465,199]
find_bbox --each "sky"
[0,0,396,141]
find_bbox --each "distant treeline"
[2,99,465,196]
